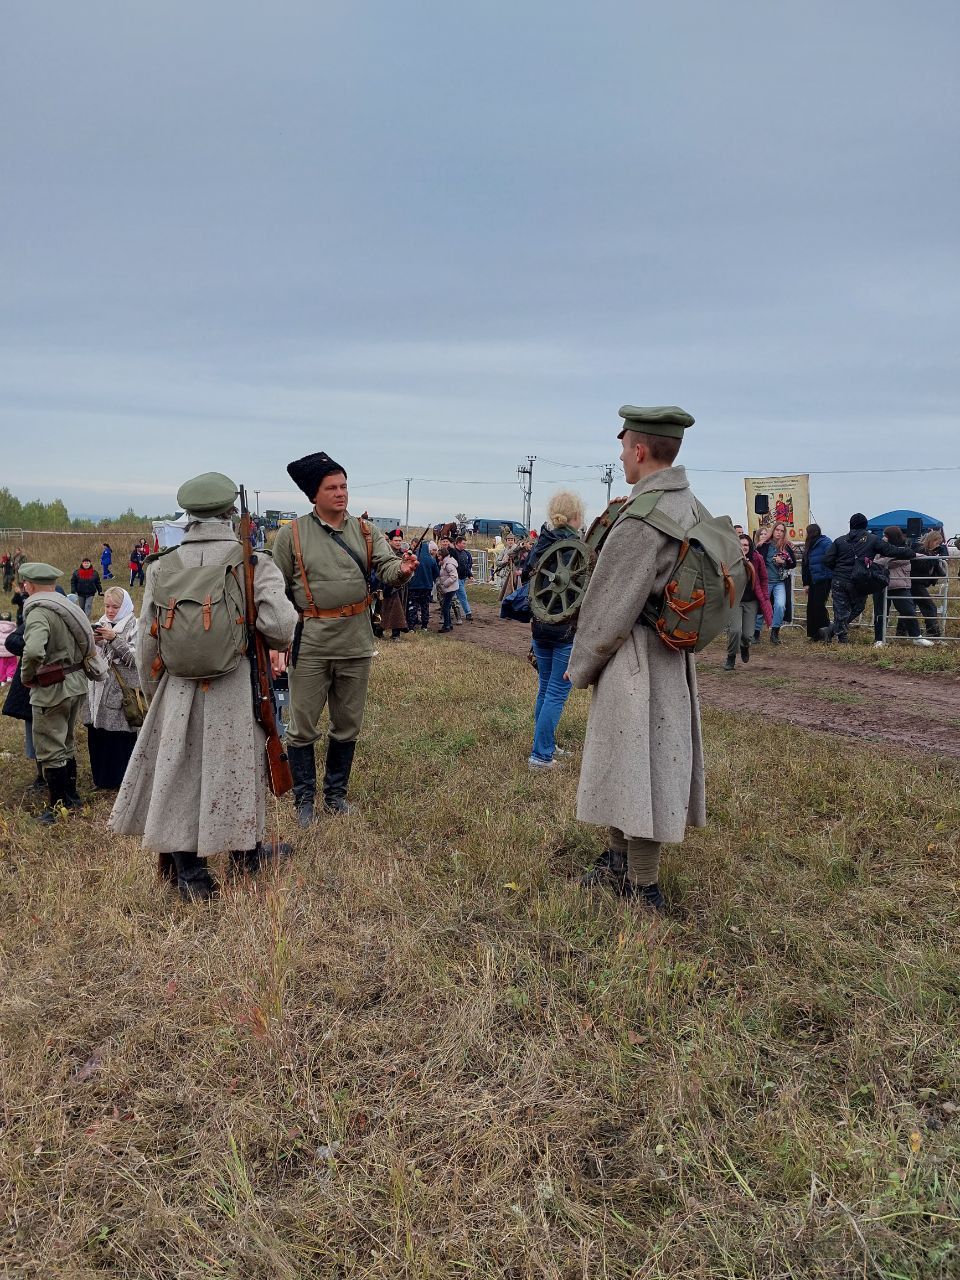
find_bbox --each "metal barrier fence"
[781,562,960,642]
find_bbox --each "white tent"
[152,514,189,548]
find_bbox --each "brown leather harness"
[291,516,374,619]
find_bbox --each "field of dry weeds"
[1,608,959,1278]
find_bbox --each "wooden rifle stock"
[239,488,293,797]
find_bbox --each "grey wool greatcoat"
[109,521,298,855]
[567,466,707,844]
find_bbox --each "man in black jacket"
[452,536,474,622]
[821,513,914,643]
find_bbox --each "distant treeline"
[0,488,173,533]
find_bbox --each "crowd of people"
[722,516,955,669]
[2,414,957,916]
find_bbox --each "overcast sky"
[3,1,958,533]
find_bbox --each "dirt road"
[446,603,960,759]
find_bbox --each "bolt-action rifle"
[239,486,293,796]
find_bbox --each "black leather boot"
[579,848,628,890]
[27,762,45,793]
[229,840,294,877]
[618,880,667,913]
[172,852,218,902]
[287,742,317,828]
[63,757,83,809]
[323,738,357,815]
[37,764,70,825]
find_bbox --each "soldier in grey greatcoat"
[567,406,707,911]
[109,473,298,901]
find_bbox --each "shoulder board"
[144,546,180,566]
[618,490,689,543]
[619,490,664,521]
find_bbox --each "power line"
[348,476,507,490]
[686,465,960,476]
[538,457,608,471]
[283,461,960,497]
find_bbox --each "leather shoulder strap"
[618,490,690,543]
[291,518,319,615]
[144,546,180,568]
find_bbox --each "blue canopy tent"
[866,509,943,535]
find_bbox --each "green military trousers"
[32,694,84,772]
[287,651,373,749]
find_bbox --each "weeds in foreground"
[1,638,958,1278]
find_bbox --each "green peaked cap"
[18,562,64,583]
[616,405,695,441]
[176,472,240,517]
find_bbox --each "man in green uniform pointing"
[273,452,418,824]
[19,562,106,823]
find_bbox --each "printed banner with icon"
[744,475,810,543]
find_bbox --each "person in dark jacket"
[801,524,833,640]
[376,531,410,641]
[70,558,104,617]
[821,513,914,643]
[452,536,474,621]
[100,543,113,580]
[406,538,440,631]
[128,540,149,588]
[910,528,948,637]
[520,490,584,769]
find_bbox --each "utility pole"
[254,489,261,515]
[600,464,614,506]
[517,456,535,530]
[404,477,413,528]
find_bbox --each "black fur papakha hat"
[286,452,348,501]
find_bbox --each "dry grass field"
[2,619,959,1279]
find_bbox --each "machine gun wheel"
[529,539,592,625]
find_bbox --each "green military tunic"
[21,598,90,770]
[273,512,407,657]
[273,512,409,746]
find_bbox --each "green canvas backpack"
[529,491,746,653]
[148,544,248,680]
[621,491,746,652]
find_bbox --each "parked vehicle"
[472,518,528,539]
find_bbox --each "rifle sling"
[323,525,371,582]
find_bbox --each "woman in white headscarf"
[84,586,141,788]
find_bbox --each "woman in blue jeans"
[754,521,796,645]
[522,490,584,770]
